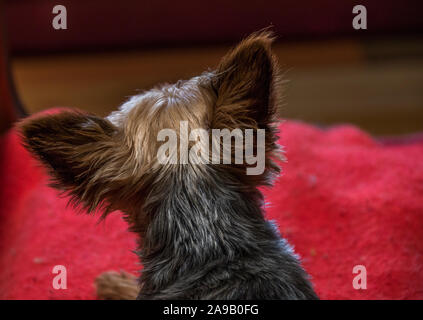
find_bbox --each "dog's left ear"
[210,31,281,130]
[19,111,124,213]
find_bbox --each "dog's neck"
[136,166,278,294]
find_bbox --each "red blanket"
[1,120,422,299]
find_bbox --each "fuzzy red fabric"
[1,118,422,300]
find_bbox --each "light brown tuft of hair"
[95,271,139,300]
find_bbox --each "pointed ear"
[211,31,281,129]
[19,111,121,212]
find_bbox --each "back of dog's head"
[19,31,283,225]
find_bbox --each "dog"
[20,31,318,299]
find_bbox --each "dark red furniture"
[0,0,25,133]
[5,0,423,55]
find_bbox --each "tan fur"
[95,271,139,300]
[19,31,285,299]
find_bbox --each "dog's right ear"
[19,111,124,213]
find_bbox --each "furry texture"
[95,271,138,300]
[2,120,423,299]
[19,32,318,299]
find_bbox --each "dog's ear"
[211,31,281,130]
[19,111,123,213]
[206,31,282,185]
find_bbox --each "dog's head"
[19,31,283,224]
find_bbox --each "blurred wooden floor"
[12,37,423,135]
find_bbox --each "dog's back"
[135,173,317,300]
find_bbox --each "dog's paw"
[95,271,139,300]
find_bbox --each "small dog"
[20,31,318,299]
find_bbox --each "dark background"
[4,0,423,135]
